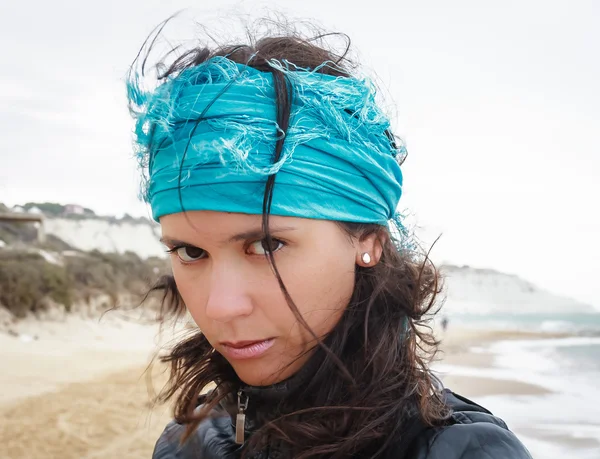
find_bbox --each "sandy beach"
[434,328,560,398]
[0,315,178,458]
[0,316,597,458]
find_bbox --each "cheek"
[280,253,355,339]
[172,265,209,326]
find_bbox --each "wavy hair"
[137,17,449,459]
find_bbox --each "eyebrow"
[160,226,297,247]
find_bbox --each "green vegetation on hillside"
[0,252,71,317]
[0,205,169,319]
[0,250,170,318]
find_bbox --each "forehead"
[161,210,262,230]
[159,211,309,243]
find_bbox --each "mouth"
[219,338,275,360]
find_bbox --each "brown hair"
[140,19,449,459]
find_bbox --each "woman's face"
[160,211,360,386]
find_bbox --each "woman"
[127,20,532,459]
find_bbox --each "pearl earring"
[361,252,371,264]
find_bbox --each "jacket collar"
[240,347,324,402]
[222,347,326,440]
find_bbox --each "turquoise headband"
[128,57,405,229]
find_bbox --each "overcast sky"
[1,0,598,306]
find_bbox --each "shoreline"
[434,326,600,457]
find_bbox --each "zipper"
[235,389,249,444]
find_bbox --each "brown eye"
[174,246,206,262]
[248,238,284,256]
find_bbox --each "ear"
[355,232,385,267]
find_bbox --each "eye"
[167,245,206,263]
[248,238,285,256]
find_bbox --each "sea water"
[446,311,600,336]
[437,311,600,458]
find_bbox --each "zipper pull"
[235,389,249,444]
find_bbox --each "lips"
[222,340,268,349]
[219,338,275,360]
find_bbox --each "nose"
[205,260,254,322]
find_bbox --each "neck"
[225,346,326,444]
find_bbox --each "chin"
[231,358,302,386]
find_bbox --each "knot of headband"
[127,56,405,229]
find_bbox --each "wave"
[539,320,600,336]
[446,312,600,337]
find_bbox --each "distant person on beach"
[441,315,449,332]
[127,16,532,459]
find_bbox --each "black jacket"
[152,388,532,458]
